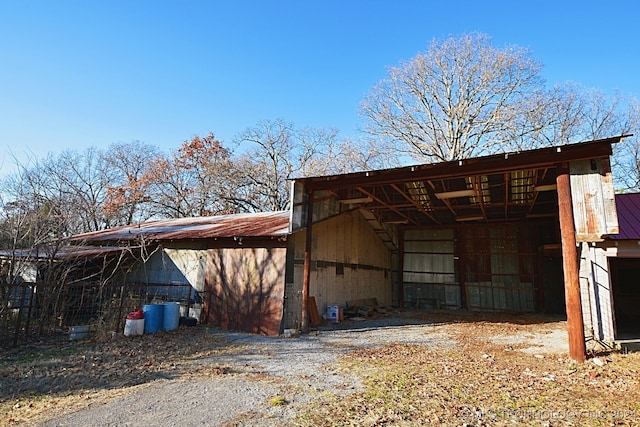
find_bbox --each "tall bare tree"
[610,99,640,192]
[361,33,545,162]
[362,31,640,186]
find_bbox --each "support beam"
[398,229,405,308]
[556,166,586,362]
[357,186,417,225]
[301,189,314,332]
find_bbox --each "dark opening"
[541,254,566,315]
[610,257,640,336]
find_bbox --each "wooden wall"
[203,240,287,336]
[578,242,615,342]
[283,210,393,329]
[579,240,640,342]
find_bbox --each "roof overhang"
[291,136,626,230]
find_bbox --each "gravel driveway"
[38,312,568,427]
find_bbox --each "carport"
[292,136,626,361]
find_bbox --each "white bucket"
[124,318,145,336]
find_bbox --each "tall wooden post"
[398,229,405,308]
[301,189,314,332]
[556,166,587,362]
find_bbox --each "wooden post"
[398,228,405,308]
[556,166,587,362]
[301,189,314,332]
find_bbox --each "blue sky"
[1,1,639,175]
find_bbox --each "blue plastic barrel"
[143,304,164,334]
[163,302,180,331]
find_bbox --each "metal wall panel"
[403,228,460,309]
[463,225,536,312]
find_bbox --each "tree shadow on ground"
[316,308,567,333]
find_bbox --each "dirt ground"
[2,310,636,426]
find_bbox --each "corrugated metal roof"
[0,245,133,260]
[71,211,291,243]
[610,193,640,240]
[292,136,626,228]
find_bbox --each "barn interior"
[292,137,622,319]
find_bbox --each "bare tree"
[0,159,69,251]
[296,129,398,176]
[361,31,640,179]
[0,160,72,340]
[142,133,237,217]
[38,148,114,233]
[361,33,545,162]
[500,84,585,151]
[233,119,296,211]
[610,99,640,192]
[233,119,391,212]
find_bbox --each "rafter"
[391,183,441,224]
[470,176,488,221]
[356,186,418,225]
[427,180,458,218]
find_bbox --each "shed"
[579,192,640,343]
[292,136,626,360]
[71,211,291,336]
[68,136,628,361]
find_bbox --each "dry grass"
[296,319,640,426]
[2,314,640,426]
[0,327,233,425]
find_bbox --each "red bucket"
[127,309,144,320]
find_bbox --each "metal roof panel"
[610,193,640,240]
[71,211,291,243]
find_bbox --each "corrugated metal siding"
[462,224,537,312]
[403,229,460,309]
[610,193,640,240]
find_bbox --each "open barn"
[65,136,629,360]
[291,136,625,359]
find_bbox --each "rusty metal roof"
[0,245,134,260]
[610,193,640,240]
[72,211,291,243]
